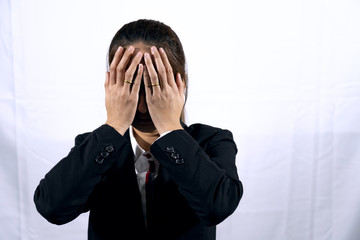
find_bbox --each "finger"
[131,64,143,97]
[123,51,143,92]
[109,46,124,85]
[104,71,110,88]
[143,67,152,97]
[151,46,167,88]
[116,46,135,87]
[176,72,185,95]
[144,52,161,95]
[159,47,176,88]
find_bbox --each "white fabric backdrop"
[1,0,360,239]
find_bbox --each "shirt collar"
[129,126,146,161]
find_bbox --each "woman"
[34,19,243,240]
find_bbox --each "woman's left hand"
[143,46,185,135]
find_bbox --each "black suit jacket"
[34,123,243,240]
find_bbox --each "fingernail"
[136,52,142,58]
[145,53,150,59]
[151,46,156,54]
[159,47,165,54]
[117,46,122,52]
[128,46,134,52]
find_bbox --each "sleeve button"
[100,151,109,158]
[175,158,185,165]
[165,147,175,153]
[171,152,180,160]
[95,156,104,164]
[105,145,114,153]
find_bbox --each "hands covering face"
[105,45,185,135]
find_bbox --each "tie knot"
[143,153,152,159]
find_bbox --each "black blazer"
[34,123,243,240]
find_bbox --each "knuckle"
[167,67,173,75]
[148,96,155,102]
[109,65,116,72]
[158,66,166,75]
[116,64,123,72]
[150,75,158,82]
[150,78,156,84]
[120,93,127,101]
[115,87,122,95]
[124,72,132,80]
[164,91,170,98]
[133,81,140,88]
[129,95,137,102]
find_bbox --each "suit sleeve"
[150,128,243,226]
[33,124,131,225]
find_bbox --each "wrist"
[105,120,129,135]
[157,123,183,135]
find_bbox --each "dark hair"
[107,19,188,122]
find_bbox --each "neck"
[132,127,160,152]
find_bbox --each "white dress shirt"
[129,127,160,222]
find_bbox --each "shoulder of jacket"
[187,123,232,133]
[74,132,91,145]
[185,123,233,143]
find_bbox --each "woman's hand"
[105,46,143,135]
[143,46,185,135]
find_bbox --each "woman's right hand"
[105,46,143,135]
